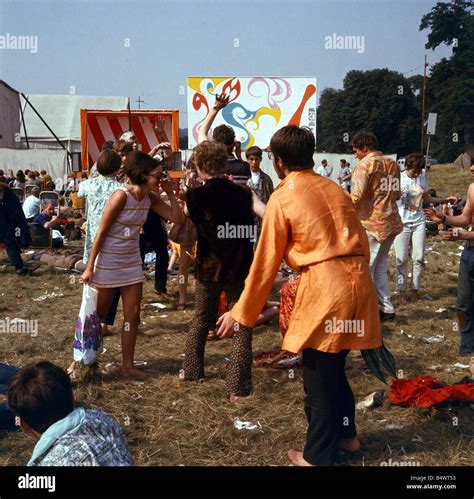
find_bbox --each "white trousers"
[367,233,396,314]
[394,222,426,291]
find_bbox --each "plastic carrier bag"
[73,285,102,365]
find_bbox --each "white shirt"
[317,165,330,178]
[251,171,261,183]
[339,166,352,188]
[397,171,428,225]
[23,195,41,219]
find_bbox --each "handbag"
[73,285,102,365]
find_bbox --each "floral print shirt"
[350,151,403,242]
[78,175,123,263]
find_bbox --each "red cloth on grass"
[388,376,474,407]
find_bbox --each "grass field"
[0,164,473,467]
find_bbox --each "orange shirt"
[350,151,403,242]
[231,170,382,354]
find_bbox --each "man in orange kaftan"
[217,125,382,466]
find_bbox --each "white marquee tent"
[20,94,129,153]
[0,148,68,182]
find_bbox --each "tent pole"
[20,92,72,161]
[19,95,30,148]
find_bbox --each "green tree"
[317,69,419,155]
[420,0,474,162]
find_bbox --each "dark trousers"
[183,279,253,396]
[104,288,121,326]
[0,364,20,432]
[302,348,356,465]
[458,244,474,355]
[0,208,23,269]
[139,211,169,293]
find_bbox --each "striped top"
[92,187,151,288]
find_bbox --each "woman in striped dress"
[81,151,184,378]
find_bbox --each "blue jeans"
[458,244,474,355]
[0,363,19,394]
[0,364,20,432]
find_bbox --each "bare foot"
[229,394,249,404]
[411,289,419,301]
[287,449,314,467]
[67,361,76,378]
[339,437,361,452]
[154,290,172,300]
[121,366,149,379]
[398,291,407,306]
[102,324,114,337]
[207,330,218,341]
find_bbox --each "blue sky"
[0,0,452,126]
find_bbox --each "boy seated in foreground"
[8,361,133,466]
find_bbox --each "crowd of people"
[1,92,473,467]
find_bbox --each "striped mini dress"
[92,187,151,288]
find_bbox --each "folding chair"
[11,188,25,203]
[39,191,60,217]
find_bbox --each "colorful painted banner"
[187,76,317,149]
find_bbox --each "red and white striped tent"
[80,109,179,169]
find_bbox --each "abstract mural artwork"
[187,77,317,149]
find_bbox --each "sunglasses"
[148,171,166,180]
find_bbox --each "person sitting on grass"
[8,361,133,466]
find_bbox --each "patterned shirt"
[28,408,133,466]
[78,175,123,263]
[350,151,403,242]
